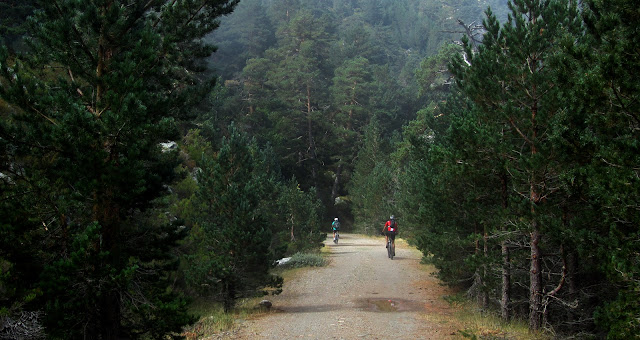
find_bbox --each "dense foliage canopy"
[397,0,640,337]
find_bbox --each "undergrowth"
[181,297,266,339]
[277,252,327,269]
[443,293,552,340]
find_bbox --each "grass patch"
[444,295,552,340]
[276,252,327,269]
[182,296,270,339]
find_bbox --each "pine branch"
[51,0,96,67]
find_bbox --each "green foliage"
[0,0,37,52]
[175,124,324,314]
[569,1,640,337]
[399,96,498,284]
[234,9,336,198]
[181,126,283,312]
[457,329,479,340]
[0,177,44,325]
[415,43,460,101]
[271,179,326,255]
[0,0,240,338]
[349,118,396,233]
[398,0,640,337]
[207,0,275,79]
[596,293,640,340]
[208,0,506,219]
[331,56,374,136]
[448,0,584,329]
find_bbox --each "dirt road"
[230,233,460,339]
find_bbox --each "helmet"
[390,215,395,220]
[334,217,338,221]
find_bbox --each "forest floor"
[216,233,467,339]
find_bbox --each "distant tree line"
[202,0,507,225]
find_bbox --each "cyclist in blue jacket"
[331,217,341,243]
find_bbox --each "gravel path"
[228,233,460,339]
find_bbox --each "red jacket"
[385,220,397,232]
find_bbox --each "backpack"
[332,221,340,230]
[387,220,397,232]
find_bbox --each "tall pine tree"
[184,126,282,312]
[0,0,238,338]
[450,0,581,330]
[562,0,640,336]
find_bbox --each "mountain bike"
[333,231,339,244]
[387,235,395,259]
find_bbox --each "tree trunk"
[501,241,510,319]
[562,207,577,329]
[100,291,121,339]
[482,229,489,310]
[347,80,357,130]
[95,193,122,340]
[529,82,543,331]
[223,280,236,313]
[529,219,542,330]
[306,83,318,189]
[331,163,342,202]
[95,1,114,117]
[290,214,296,242]
[566,249,577,329]
[500,173,511,320]
[473,224,488,309]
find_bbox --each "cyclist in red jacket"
[382,215,398,249]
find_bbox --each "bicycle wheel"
[387,240,393,259]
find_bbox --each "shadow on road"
[274,304,346,314]
[326,251,355,256]
[354,297,425,312]
[325,242,384,247]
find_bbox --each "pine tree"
[561,0,640,336]
[331,57,373,135]
[251,10,333,191]
[185,126,282,312]
[266,0,303,23]
[208,0,276,79]
[329,56,374,202]
[0,0,37,52]
[0,0,239,338]
[397,90,507,308]
[450,0,581,330]
[349,118,395,233]
[271,179,325,251]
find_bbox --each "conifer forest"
[1,0,639,338]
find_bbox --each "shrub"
[278,252,326,269]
